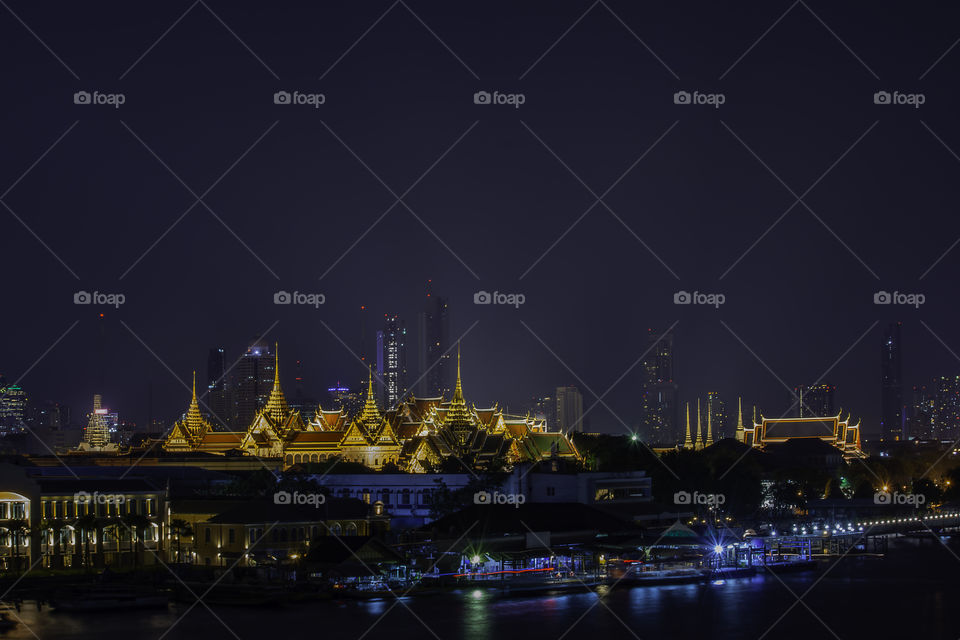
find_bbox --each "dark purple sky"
[2,1,960,436]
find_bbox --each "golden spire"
[445,343,474,432]
[683,403,693,449]
[452,342,464,404]
[706,399,713,445]
[735,396,745,442]
[183,370,209,438]
[359,366,381,427]
[695,399,703,450]
[263,342,288,422]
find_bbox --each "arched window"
[330,523,342,536]
[345,523,358,536]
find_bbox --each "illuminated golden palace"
[163,347,581,471]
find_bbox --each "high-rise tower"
[881,322,903,441]
[417,287,450,397]
[377,314,407,409]
[639,328,678,444]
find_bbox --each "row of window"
[201,522,361,545]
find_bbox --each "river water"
[4,537,957,639]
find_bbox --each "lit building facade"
[881,322,903,441]
[739,412,864,460]
[164,348,581,473]
[556,386,583,433]
[377,314,407,410]
[640,328,678,444]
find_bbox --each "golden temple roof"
[263,342,289,424]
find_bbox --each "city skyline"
[3,2,960,442]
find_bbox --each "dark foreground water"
[5,537,959,640]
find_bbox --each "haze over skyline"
[3,1,960,437]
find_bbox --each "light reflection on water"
[3,541,959,639]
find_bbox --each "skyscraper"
[376,314,407,409]
[234,338,275,427]
[794,382,836,417]
[417,292,450,397]
[881,322,903,441]
[707,391,726,440]
[932,375,960,441]
[206,347,229,426]
[639,329,678,444]
[556,386,584,433]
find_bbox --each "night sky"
[2,1,960,436]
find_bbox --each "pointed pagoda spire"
[695,399,703,450]
[182,370,209,439]
[359,366,381,427]
[735,396,745,442]
[445,342,475,434]
[706,400,713,445]
[683,403,693,449]
[452,342,464,404]
[263,342,289,422]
